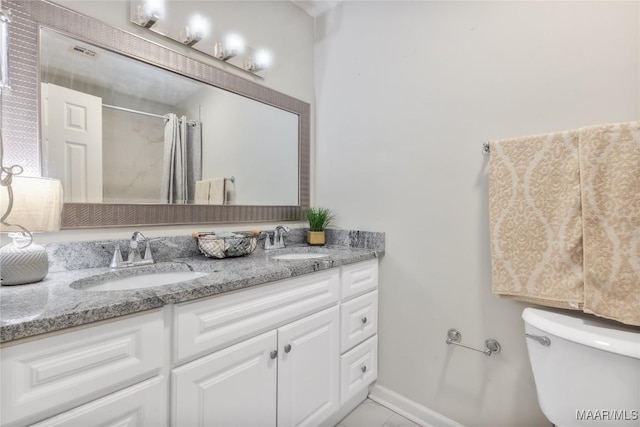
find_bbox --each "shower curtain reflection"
[161,114,186,204]
[161,113,200,204]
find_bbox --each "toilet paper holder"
[446,328,501,356]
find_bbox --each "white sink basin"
[83,271,208,291]
[272,253,330,260]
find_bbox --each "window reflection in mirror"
[39,29,299,206]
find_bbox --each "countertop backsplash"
[45,228,385,273]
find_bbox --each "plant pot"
[307,231,325,246]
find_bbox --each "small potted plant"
[305,207,334,246]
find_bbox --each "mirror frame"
[2,0,309,228]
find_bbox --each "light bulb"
[255,49,272,69]
[145,0,164,17]
[225,33,245,56]
[189,14,209,39]
[244,49,272,73]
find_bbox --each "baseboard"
[368,384,464,427]
[323,388,369,427]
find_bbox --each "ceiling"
[290,0,343,17]
[41,29,202,108]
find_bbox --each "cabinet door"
[277,306,339,427]
[172,330,277,427]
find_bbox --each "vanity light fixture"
[134,0,163,29]
[136,7,159,29]
[180,25,202,46]
[129,3,270,77]
[140,10,159,28]
[213,33,244,61]
[244,49,272,73]
[181,14,208,47]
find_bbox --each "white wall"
[187,86,299,206]
[37,0,314,242]
[314,1,639,426]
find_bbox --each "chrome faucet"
[264,225,290,250]
[109,231,155,268]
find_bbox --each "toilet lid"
[523,308,640,359]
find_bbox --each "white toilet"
[522,307,640,427]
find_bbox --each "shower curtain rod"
[102,104,197,126]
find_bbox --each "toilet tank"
[522,308,640,427]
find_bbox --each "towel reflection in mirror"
[195,177,236,205]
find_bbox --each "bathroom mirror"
[2,0,309,228]
[40,29,299,206]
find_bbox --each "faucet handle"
[128,231,147,262]
[109,245,124,268]
[143,241,154,263]
[261,231,273,249]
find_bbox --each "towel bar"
[446,328,501,356]
[482,142,490,155]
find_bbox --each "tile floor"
[336,398,421,427]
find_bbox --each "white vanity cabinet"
[0,309,165,427]
[171,269,341,427]
[0,259,379,427]
[172,306,340,427]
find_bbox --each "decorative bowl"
[193,232,258,259]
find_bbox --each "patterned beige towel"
[580,121,640,326]
[489,130,584,309]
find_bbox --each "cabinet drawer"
[174,269,340,365]
[340,290,378,353]
[31,376,167,427]
[340,335,378,405]
[341,259,378,301]
[1,310,163,427]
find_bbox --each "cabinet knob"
[361,317,368,324]
[361,365,367,373]
[270,350,278,359]
[284,344,292,353]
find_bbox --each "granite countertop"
[0,229,384,343]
